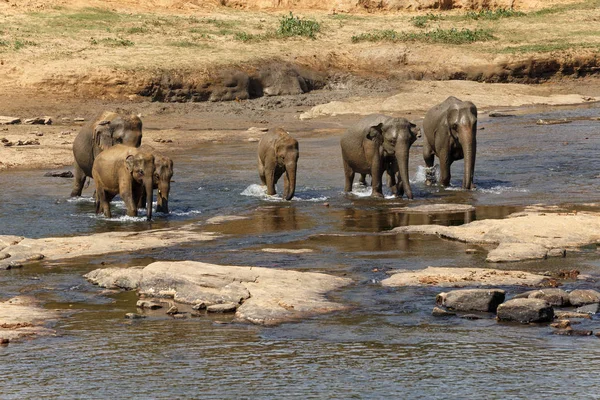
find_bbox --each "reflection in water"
[2,104,600,397]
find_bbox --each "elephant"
[136,146,174,214]
[91,144,155,221]
[257,128,299,201]
[340,114,420,199]
[71,111,143,197]
[422,96,477,189]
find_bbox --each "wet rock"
[489,112,515,117]
[432,306,455,317]
[382,267,549,288]
[536,118,572,125]
[0,116,20,125]
[459,314,487,320]
[166,306,178,315]
[207,303,238,313]
[551,320,571,329]
[136,300,163,310]
[0,296,58,341]
[576,303,600,315]
[569,289,600,306]
[436,289,505,312]
[0,338,9,346]
[391,204,475,214]
[192,302,207,310]
[497,298,554,323]
[554,311,592,319]
[487,242,548,263]
[43,171,74,178]
[206,215,250,224]
[547,249,567,258]
[86,260,352,325]
[553,328,593,336]
[556,269,579,279]
[7,261,23,269]
[24,116,52,125]
[514,288,570,307]
[125,313,146,319]
[172,313,186,319]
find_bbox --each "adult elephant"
[71,111,143,197]
[341,114,420,199]
[92,145,155,221]
[422,96,477,189]
[257,128,299,201]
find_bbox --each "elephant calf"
[340,114,420,199]
[71,111,143,197]
[136,146,174,214]
[422,96,477,189]
[257,128,299,201]
[92,145,155,221]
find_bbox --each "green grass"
[13,39,37,50]
[410,13,443,28]
[125,26,149,34]
[90,37,134,47]
[499,42,600,54]
[277,12,321,39]
[464,8,525,20]
[352,28,495,44]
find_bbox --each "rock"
[556,269,579,279]
[432,306,455,317]
[459,314,486,320]
[172,313,186,319]
[43,171,74,178]
[74,118,85,122]
[0,338,9,345]
[192,302,207,310]
[3,141,13,147]
[487,242,548,263]
[0,296,59,341]
[436,289,505,312]
[125,313,146,319]
[536,118,572,125]
[576,303,600,315]
[489,112,515,117]
[7,261,23,269]
[553,328,593,336]
[136,300,163,310]
[547,249,567,258]
[207,303,238,313]
[551,320,571,329]
[16,139,40,146]
[0,116,20,125]
[514,288,570,307]
[166,306,178,315]
[24,117,52,125]
[86,260,352,325]
[205,215,250,224]
[261,248,313,254]
[569,289,600,306]
[247,127,268,133]
[554,311,592,319]
[382,267,549,288]
[496,298,554,323]
[390,204,475,214]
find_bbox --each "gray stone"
[24,117,52,125]
[496,298,554,323]
[0,116,20,125]
[44,171,74,178]
[436,289,505,312]
[136,300,163,310]
[576,303,600,315]
[554,311,591,319]
[569,289,600,306]
[514,288,570,307]
[192,302,207,310]
[432,306,455,317]
[207,303,238,313]
[125,313,146,319]
[553,329,593,336]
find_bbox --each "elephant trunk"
[396,148,413,199]
[283,161,297,201]
[156,181,170,214]
[145,178,154,221]
[459,127,476,190]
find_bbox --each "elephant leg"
[96,188,112,218]
[385,162,399,196]
[359,174,367,186]
[133,184,145,210]
[343,160,355,192]
[274,168,284,190]
[71,163,87,197]
[370,158,384,198]
[423,140,436,186]
[439,154,452,187]
[265,167,277,196]
[120,179,138,217]
[258,157,267,186]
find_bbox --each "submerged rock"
[514,288,570,307]
[575,303,600,315]
[0,296,58,341]
[554,311,592,320]
[436,289,505,312]
[432,306,456,317]
[496,298,554,323]
[85,261,352,326]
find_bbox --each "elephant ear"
[365,123,384,141]
[93,120,113,150]
[409,122,422,139]
[125,154,135,174]
[446,108,460,139]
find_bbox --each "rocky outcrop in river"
[85,261,352,325]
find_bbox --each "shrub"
[277,12,321,39]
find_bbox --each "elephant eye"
[451,123,458,131]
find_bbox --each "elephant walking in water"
[422,96,477,189]
[257,128,299,201]
[71,111,143,197]
[136,145,174,214]
[340,114,420,199]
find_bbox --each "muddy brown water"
[2,103,600,398]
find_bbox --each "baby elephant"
[257,128,299,201]
[136,146,174,214]
[92,144,155,221]
[341,114,420,199]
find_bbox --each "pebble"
[207,303,238,313]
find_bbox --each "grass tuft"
[352,28,495,44]
[464,8,525,20]
[277,12,321,39]
[410,13,443,28]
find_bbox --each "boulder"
[514,288,570,307]
[0,116,20,125]
[576,303,600,315]
[436,289,505,312]
[496,298,554,323]
[569,289,600,306]
[85,261,352,325]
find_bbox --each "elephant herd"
[69,96,476,219]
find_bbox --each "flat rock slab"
[0,226,218,270]
[390,204,475,214]
[0,296,58,341]
[382,267,549,288]
[391,210,600,263]
[261,248,314,254]
[85,261,352,326]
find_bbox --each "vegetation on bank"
[351,28,495,45]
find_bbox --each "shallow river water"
[2,103,600,398]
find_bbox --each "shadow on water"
[2,103,600,397]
